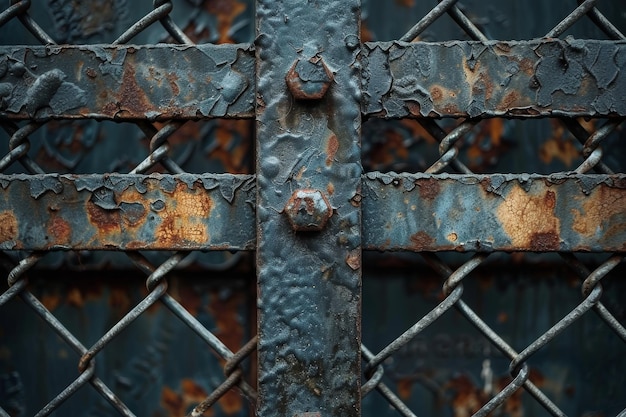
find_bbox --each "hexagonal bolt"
[285,57,333,100]
[283,189,333,232]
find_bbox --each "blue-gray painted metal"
[0,44,255,120]
[362,39,626,119]
[255,0,362,415]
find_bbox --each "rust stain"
[114,63,152,117]
[40,291,62,312]
[66,287,84,308]
[161,379,212,417]
[155,182,211,247]
[519,57,535,75]
[410,231,434,251]
[539,119,580,167]
[496,185,561,250]
[397,379,413,400]
[207,291,245,414]
[447,232,458,242]
[498,90,520,111]
[572,185,626,238]
[367,128,410,169]
[208,291,244,353]
[48,216,71,245]
[0,211,18,244]
[325,134,339,166]
[415,178,440,200]
[167,72,180,97]
[446,374,483,417]
[395,0,415,6]
[345,250,360,271]
[205,0,247,44]
[86,202,121,234]
[327,182,335,196]
[430,86,443,101]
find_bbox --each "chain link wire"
[0,1,258,415]
[1,0,625,416]
[362,1,626,415]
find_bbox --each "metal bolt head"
[285,57,333,100]
[284,189,332,232]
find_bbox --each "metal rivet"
[283,189,332,232]
[285,57,333,100]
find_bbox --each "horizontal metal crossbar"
[362,39,626,119]
[1,172,625,253]
[0,173,255,250]
[0,44,255,120]
[3,39,626,122]
[362,172,626,252]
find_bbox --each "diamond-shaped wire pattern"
[360,2,626,416]
[1,1,625,416]
[0,2,257,416]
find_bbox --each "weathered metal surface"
[362,172,626,252]
[0,44,255,120]
[255,0,362,415]
[362,39,626,119]
[0,173,255,250]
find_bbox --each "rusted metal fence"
[0,0,625,416]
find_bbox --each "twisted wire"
[560,118,614,174]
[0,253,136,416]
[546,0,598,38]
[8,0,56,44]
[424,120,478,174]
[126,252,258,408]
[577,0,626,40]
[574,120,622,174]
[0,121,45,174]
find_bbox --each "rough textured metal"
[255,0,362,415]
[362,172,626,252]
[0,173,255,250]
[0,44,255,120]
[362,39,626,119]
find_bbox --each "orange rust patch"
[48,216,71,245]
[207,291,244,413]
[66,287,84,308]
[498,90,520,111]
[161,386,184,417]
[0,211,18,244]
[572,185,626,238]
[496,185,561,250]
[345,250,360,271]
[447,232,458,242]
[162,379,212,417]
[327,183,335,196]
[410,231,434,251]
[86,202,121,234]
[116,63,152,116]
[540,137,579,167]
[519,57,535,75]
[430,86,443,101]
[326,134,339,166]
[415,178,440,200]
[205,0,247,44]
[156,182,212,247]
[397,379,413,400]
[40,291,62,312]
[167,72,180,97]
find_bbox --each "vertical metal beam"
[255,1,362,416]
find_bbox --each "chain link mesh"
[0,1,257,415]
[361,1,625,416]
[1,0,625,416]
